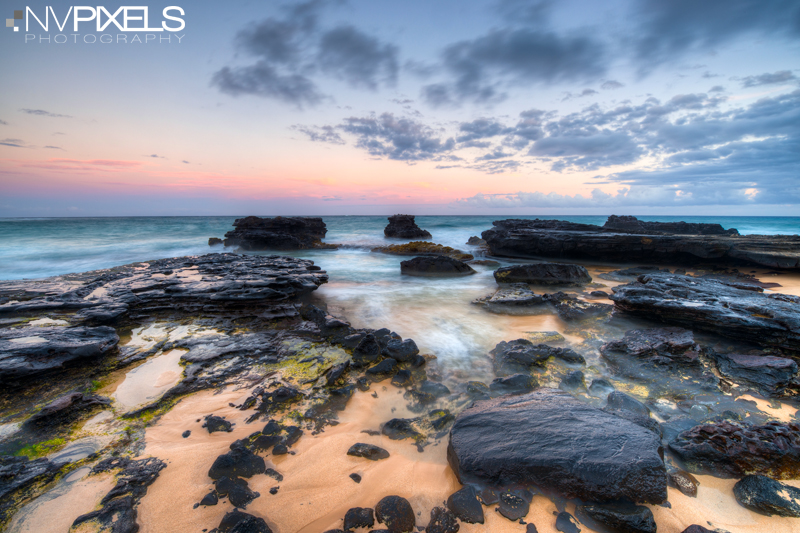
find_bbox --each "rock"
[494,263,591,286]
[350,473,361,483]
[489,374,538,395]
[366,359,397,381]
[711,352,799,397]
[223,216,330,250]
[265,468,283,482]
[446,486,484,524]
[468,259,500,267]
[284,426,303,447]
[209,446,266,479]
[604,215,739,236]
[383,339,420,362]
[606,391,650,418]
[733,475,800,517]
[0,456,62,523]
[400,256,476,277]
[272,443,288,455]
[425,506,459,533]
[578,502,656,533]
[375,495,416,533]
[182,430,191,438]
[555,511,580,533]
[467,236,486,245]
[419,380,451,398]
[527,525,539,533]
[543,292,612,321]
[668,468,699,497]
[598,266,671,282]
[588,290,608,298]
[372,242,473,261]
[347,443,390,461]
[200,491,219,506]
[344,507,375,530]
[473,284,545,314]
[353,334,383,368]
[217,509,273,533]
[588,379,615,398]
[0,326,119,384]
[381,418,422,441]
[669,421,800,478]
[559,370,586,392]
[491,339,585,376]
[269,486,278,495]
[481,217,800,269]
[601,327,702,371]
[610,273,800,351]
[497,489,530,520]
[447,389,667,503]
[24,392,110,428]
[391,369,412,387]
[209,237,223,246]
[384,215,432,239]
[203,415,233,433]
[215,476,259,508]
[680,527,713,533]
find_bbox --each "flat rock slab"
[610,273,800,351]
[712,352,799,397]
[494,263,591,286]
[447,388,667,504]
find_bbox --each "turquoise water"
[0,215,797,280]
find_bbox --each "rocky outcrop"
[491,339,584,376]
[473,284,544,313]
[494,263,591,285]
[223,216,331,250]
[669,421,800,479]
[603,215,739,236]
[0,456,63,524]
[601,327,702,374]
[610,273,800,351]
[711,352,799,397]
[482,217,800,269]
[384,214,432,239]
[447,388,667,504]
[400,256,476,277]
[733,475,800,517]
[372,242,473,261]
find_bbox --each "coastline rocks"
[466,236,486,245]
[491,339,584,376]
[481,217,800,269]
[473,284,544,313]
[384,214,432,239]
[223,216,330,250]
[604,215,739,236]
[383,338,420,362]
[446,486,484,524]
[400,256,476,277]
[217,509,273,533]
[733,475,800,517]
[669,421,800,478]
[375,495,416,533]
[208,237,223,246]
[601,327,702,371]
[610,273,800,351]
[447,389,667,504]
[577,503,657,533]
[347,443,390,461]
[0,326,119,384]
[493,263,591,286]
[0,456,63,523]
[373,242,473,262]
[711,352,799,397]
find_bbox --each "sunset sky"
[1,0,799,216]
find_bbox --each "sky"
[0,0,799,216]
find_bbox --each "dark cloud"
[0,138,26,148]
[456,118,511,142]
[0,119,7,126]
[147,154,165,158]
[43,146,63,150]
[339,112,455,161]
[702,71,720,78]
[21,109,72,118]
[632,0,800,72]
[292,124,346,144]
[740,70,798,88]
[709,85,726,93]
[318,26,398,89]
[182,160,190,164]
[601,80,624,90]
[212,62,324,108]
[562,88,598,101]
[423,28,607,106]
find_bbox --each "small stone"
[269,486,279,495]
[668,469,699,497]
[203,415,233,433]
[272,443,288,455]
[200,492,218,506]
[347,443,390,461]
[350,473,362,483]
[446,486,484,524]
[182,430,191,438]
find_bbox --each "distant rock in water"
[481,216,800,269]
[493,263,591,286]
[603,214,740,235]
[223,216,334,250]
[208,237,223,246]
[372,241,473,261]
[467,236,486,245]
[384,214,432,239]
[447,388,667,504]
[400,256,476,277]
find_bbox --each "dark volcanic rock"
[215,476,259,508]
[447,389,667,504]
[481,217,800,269]
[347,443,390,461]
[473,284,545,313]
[209,445,266,479]
[610,273,800,351]
[681,527,713,533]
[0,326,119,384]
[375,495,416,533]
[24,392,110,428]
[344,507,375,530]
[489,374,538,395]
[606,391,650,418]
[425,506,459,533]
[383,338,420,362]
[733,475,800,517]
[497,489,530,520]
[352,334,382,368]
[400,256,476,277]
[218,509,273,533]
[446,486,484,524]
[493,263,591,286]
[366,358,397,380]
[601,327,702,370]
[203,415,233,433]
[384,214,432,239]
[209,237,223,246]
[491,339,585,376]
[560,370,586,392]
[711,352,799,397]
[578,502,657,533]
[467,236,486,245]
[669,421,800,478]
[223,216,329,250]
[555,511,580,533]
[604,215,739,236]
[382,418,422,441]
[543,292,612,322]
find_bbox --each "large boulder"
[400,256,476,277]
[223,216,330,250]
[669,421,800,479]
[447,389,667,504]
[493,263,591,286]
[733,475,800,517]
[481,217,800,269]
[711,352,799,397]
[384,214,432,239]
[610,273,800,351]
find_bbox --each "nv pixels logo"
[6,10,22,31]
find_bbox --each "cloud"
[43,146,63,150]
[561,88,599,101]
[601,80,624,90]
[422,28,607,106]
[339,112,455,161]
[456,118,511,143]
[317,26,398,90]
[632,0,800,72]
[495,0,554,26]
[292,124,346,144]
[211,62,323,107]
[147,154,165,158]
[0,138,26,148]
[740,70,798,88]
[709,85,725,93]
[0,119,7,126]
[20,109,72,118]
[182,160,190,164]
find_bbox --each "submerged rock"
[447,389,667,503]
[384,214,432,239]
[610,273,800,351]
[375,495,416,533]
[473,284,545,314]
[208,237,223,246]
[493,263,591,286]
[400,256,476,277]
[491,339,585,376]
[669,420,800,478]
[489,374,538,395]
[601,327,702,370]
[223,216,330,250]
[733,475,800,517]
[543,292,612,322]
